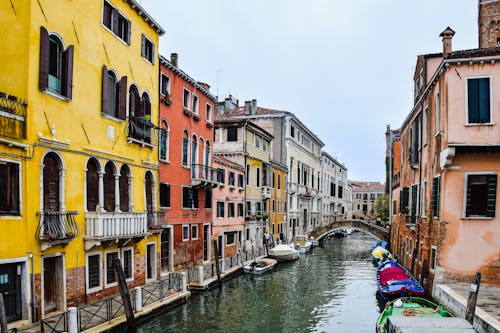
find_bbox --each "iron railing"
[142,274,182,307]
[0,92,27,140]
[203,262,215,280]
[187,267,199,283]
[40,311,67,333]
[78,291,135,331]
[128,116,157,146]
[190,164,220,183]
[36,211,79,242]
[224,255,239,269]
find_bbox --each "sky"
[139,0,477,182]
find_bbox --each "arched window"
[43,152,62,212]
[191,135,198,177]
[142,92,151,119]
[145,171,154,212]
[119,165,131,212]
[160,120,169,161]
[103,162,116,212]
[48,36,63,94]
[182,131,189,166]
[101,66,127,119]
[104,71,117,117]
[204,142,211,167]
[86,158,100,212]
[129,85,141,118]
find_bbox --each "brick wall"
[479,0,500,48]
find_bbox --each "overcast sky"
[140,1,477,182]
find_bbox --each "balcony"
[262,186,271,199]
[147,210,167,230]
[288,183,297,194]
[191,164,219,188]
[0,92,27,141]
[36,211,80,251]
[127,116,157,147]
[84,211,149,250]
[297,184,312,198]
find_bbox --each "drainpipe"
[27,252,36,323]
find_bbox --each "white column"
[129,176,134,212]
[60,168,66,211]
[67,307,77,333]
[181,272,187,293]
[98,170,105,212]
[198,265,204,283]
[114,173,120,212]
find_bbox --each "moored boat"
[243,258,277,274]
[372,246,392,266]
[292,235,312,253]
[377,261,424,299]
[376,297,473,333]
[268,244,299,262]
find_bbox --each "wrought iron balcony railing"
[191,164,220,188]
[36,211,80,243]
[127,116,157,146]
[0,92,27,140]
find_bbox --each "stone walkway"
[450,284,500,323]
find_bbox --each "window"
[338,185,343,199]
[423,107,428,145]
[105,251,119,286]
[39,27,74,99]
[256,167,260,187]
[191,224,198,240]
[401,187,410,214]
[237,203,244,217]
[238,174,244,188]
[421,182,427,217]
[122,248,133,280]
[182,187,198,209]
[217,168,225,184]
[86,253,101,291]
[290,126,295,138]
[435,92,440,134]
[330,182,335,197]
[228,203,235,218]
[204,189,212,209]
[229,171,235,186]
[217,202,224,218]
[246,165,250,186]
[227,127,238,141]
[278,174,281,189]
[226,232,236,246]
[467,77,490,124]
[182,132,189,166]
[302,135,310,149]
[255,135,260,148]
[272,200,275,213]
[0,161,20,215]
[160,121,169,161]
[183,89,190,109]
[182,225,189,241]
[159,183,170,208]
[102,1,130,44]
[431,177,440,217]
[160,74,170,96]
[102,66,127,119]
[430,246,437,271]
[192,94,199,114]
[206,104,212,122]
[246,201,252,215]
[141,34,155,64]
[465,174,497,217]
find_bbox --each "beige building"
[352,182,385,221]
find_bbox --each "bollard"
[198,266,204,283]
[135,287,143,312]
[181,272,188,293]
[465,272,481,324]
[67,307,78,333]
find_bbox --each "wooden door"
[43,257,57,313]
[0,263,22,322]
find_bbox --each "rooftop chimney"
[244,101,251,115]
[439,27,455,57]
[251,99,257,115]
[224,97,232,113]
[171,53,178,67]
[198,82,210,92]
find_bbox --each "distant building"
[389,2,500,293]
[351,182,385,221]
[321,152,350,224]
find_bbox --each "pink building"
[212,154,245,260]
[390,8,500,295]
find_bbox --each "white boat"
[345,228,353,235]
[243,258,278,274]
[292,235,312,253]
[268,244,299,262]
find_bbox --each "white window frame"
[183,88,191,109]
[225,232,236,247]
[255,135,260,148]
[182,224,190,241]
[191,224,198,240]
[465,76,494,126]
[430,245,437,272]
[104,249,120,288]
[121,247,134,282]
[192,93,199,114]
[145,242,157,282]
[206,103,212,122]
[86,252,102,293]
[160,73,170,96]
[142,34,155,64]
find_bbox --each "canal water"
[137,233,381,333]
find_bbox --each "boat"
[345,228,353,235]
[333,229,347,237]
[292,235,312,253]
[376,297,474,333]
[377,261,425,299]
[268,244,299,262]
[372,246,393,266]
[243,258,277,274]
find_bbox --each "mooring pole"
[465,272,481,324]
[113,258,136,333]
[0,293,7,333]
[213,240,221,286]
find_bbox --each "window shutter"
[193,189,199,208]
[468,79,479,123]
[141,34,146,58]
[166,184,170,208]
[465,175,473,217]
[152,42,155,64]
[111,9,119,34]
[126,20,131,45]
[62,45,74,99]
[486,174,497,217]
[101,65,108,114]
[39,26,49,91]
[479,78,490,123]
[117,76,127,120]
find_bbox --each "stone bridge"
[310,220,389,241]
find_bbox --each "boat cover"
[379,267,410,285]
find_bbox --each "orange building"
[158,54,217,271]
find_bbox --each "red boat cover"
[379,267,410,285]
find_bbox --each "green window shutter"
[431,177,440,217]
[478,78,490,123]
[486,174,497,217]
[466,175,473,217]
[401,187,409,214]
[468,79,479,123]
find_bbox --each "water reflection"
[135,233,380,333]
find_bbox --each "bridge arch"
[310,220,389,242]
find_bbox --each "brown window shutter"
[102,65,108,114]
[141,34,145,57]
[62,45,74,99]
[39,26,49,91]
[117,76,127,120]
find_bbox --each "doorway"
[146,243,156,280]
[0,263,22,322]
[42,256,64,315]
[203,225,210,261]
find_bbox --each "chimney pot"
[251,99,257,115]
[244,101,251,115]
[439,27,455,57]
[171,53,178,67]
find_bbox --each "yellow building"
[0,0,163,324]
[270,163,287,243]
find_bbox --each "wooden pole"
[0,293,7,333]
[213,240,221,286]
[113,258,136,333]
[465,272,481,324]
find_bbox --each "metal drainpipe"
[27,252,36,323]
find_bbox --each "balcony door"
[43,153,61,212]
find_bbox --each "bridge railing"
[311,219,389,241]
